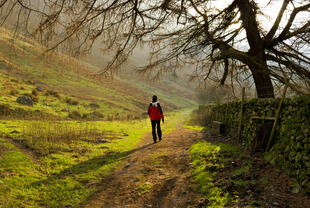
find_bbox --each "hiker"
[148,95,164,143]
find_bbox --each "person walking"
[148,95,164,143]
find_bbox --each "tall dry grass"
[21,121,104,154]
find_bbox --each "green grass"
[138,182,153,194]
[0,26,198,207]
[183,124,206,131]
[0,119,149,207]
[190,140,247,208]
[0,72,135,120]
[0,27,197,121]
[0,110,186,207]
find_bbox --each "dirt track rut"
[81,127,202,208]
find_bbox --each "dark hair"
[152,95,157,102]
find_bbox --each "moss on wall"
[202,95,310,192]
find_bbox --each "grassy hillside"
[0,27,196,120]
[0,26,198,207]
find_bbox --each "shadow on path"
[150,177,178,208]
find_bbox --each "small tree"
[1,0,309,97]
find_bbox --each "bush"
[83,111,104,120]
[68,110,82,119]
[66,98,79,105]
[89,103,100,108]
[0,104,12,116]
[27,80,35,85]
[32,96,39,103]
[32,89,38,96]
[46,90,60,98]
[10,89,19,96]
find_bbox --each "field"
[0,110,189,207]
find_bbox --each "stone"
[61,108,70,112]
[16,95,33,106]
[124,133,129,136]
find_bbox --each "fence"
[204,90,310,192]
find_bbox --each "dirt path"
[4,134,42,165]
[81,126,203,208]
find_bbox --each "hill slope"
[0,27,197,120]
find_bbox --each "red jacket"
[148,102,164,121]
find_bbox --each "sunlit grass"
[0,110,187,207]
[0,27,196,122]
[0,118,150,207]
[190,141,241,207]
[138,182,153,194]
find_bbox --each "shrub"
[46,90,60,98]
[66,98,79,105]
[68,110,82,119]
[27,80,35,85]
[10,89,19,96]
[32,96,39,103]
[83,111,104,120]
[0,104,12,116]
[32,89,38,96]
[89,103,100,108]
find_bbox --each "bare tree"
[1,0,310,98]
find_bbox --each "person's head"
[152,95,157,102]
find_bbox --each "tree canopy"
[1,0,310,97]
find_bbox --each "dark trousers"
[151,120,162,142]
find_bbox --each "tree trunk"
[249,61,275,98]
[236,0,275,98]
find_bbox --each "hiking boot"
[153,140,157,143]
[159,138,162,141]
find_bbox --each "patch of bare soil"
[81,127,203,208]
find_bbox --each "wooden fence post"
[266,83,288,151]
[224,103,227,123]
[237,87,245,142]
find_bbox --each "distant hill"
[0,27,197,120]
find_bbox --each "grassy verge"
[189,140,262,208]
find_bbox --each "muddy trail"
[81,126,203,208]
[77,123,310,208]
